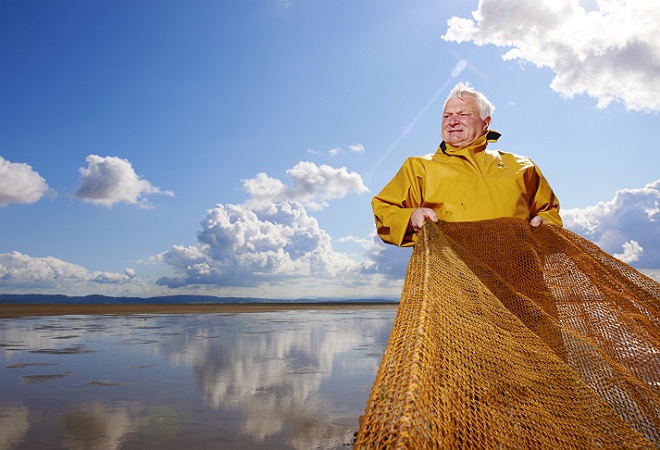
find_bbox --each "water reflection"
[62,402,137,450]
[0,309,395,449]
[0,405,29,450]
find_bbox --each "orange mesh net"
[355,218,659,449]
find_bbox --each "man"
[372,82,562,247]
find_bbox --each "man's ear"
[483,116,492,131]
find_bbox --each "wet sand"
[1,307,396,449]
[0,302,399,318]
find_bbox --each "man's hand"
[410,207,438,233]
[530,216,544,227]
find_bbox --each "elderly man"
[372,82,562,247]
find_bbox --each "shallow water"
[0,309,395,450]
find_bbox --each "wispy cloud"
[443,0,660,111]
[308,144,366,157]
[75,155,174,208]
[0,156,50,207]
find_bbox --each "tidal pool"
[0,308,395,450]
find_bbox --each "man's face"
[441,95,491,148]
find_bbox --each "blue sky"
[1,0,658,299]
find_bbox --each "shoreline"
[0,302,399,318]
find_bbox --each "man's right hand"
[410,207,438,233]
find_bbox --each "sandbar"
[0,302,399,318]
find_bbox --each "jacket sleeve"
[527,164,563,227]
[371,158,424,247]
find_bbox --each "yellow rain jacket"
[372,131,562,246]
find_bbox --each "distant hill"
[0,294,398,305]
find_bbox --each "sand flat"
[0,308,396,449]
[0,302,398,318]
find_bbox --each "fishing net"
[355,218,659,449]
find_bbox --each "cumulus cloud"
[155,162,370,290]
[243,161,368,211]
[0,251,139,289]
[0,156,50,207]
[75,155,174,208]
[359,233,411,280]
[562,180,660,268]
[443,0,660,111]
[155,202,361,288]
[613,240,643,264]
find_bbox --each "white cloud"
[75,155,174,208]
[0,251,140,289]
[243,161,368,211]
[443,0,660,111]
[156,201,360,288]
[308,144,366,157]
[155,162,375,292]
[339,235,373,249]
[613,240,643,264]
[562,180,660,268]
[0,156,50,207]
[0,160,397,298]
[359,233,411,280]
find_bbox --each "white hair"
[446,82,495,119]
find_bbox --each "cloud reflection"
[152,312,392,448]
[62,402,137,450]
[0,310,395,449]
[0,405,29,450]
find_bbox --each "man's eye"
[460,113,471,117]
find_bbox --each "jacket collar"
[439,130,501,155]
